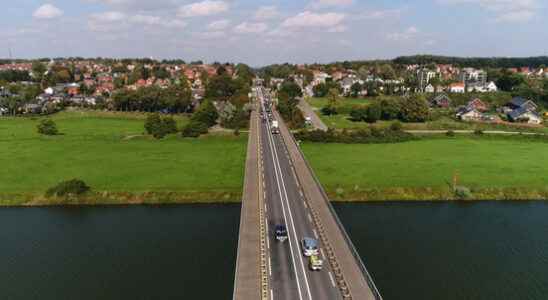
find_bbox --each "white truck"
[271,120,280,134]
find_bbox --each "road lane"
[258,87,343,300]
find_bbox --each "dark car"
[275,224,288,242]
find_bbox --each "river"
[0,202,547,299]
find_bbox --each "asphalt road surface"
[258,87,342,300]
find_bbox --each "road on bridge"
[257,87,342,300]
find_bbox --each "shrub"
[181,120,209,137]
[294,127,417,144]
[365,103,381,123]
[144,113,178,139]
[37,119,58,135]
[446,130,455,137]
[390,121,403,132]
[46,179,90,197]
[455,186,473,200]
[321,105,338,116]
[349,107,367,121]
[474,129,484,135]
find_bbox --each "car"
[309,255,323,271]
[301,237,319,257]
[275,224,288,242]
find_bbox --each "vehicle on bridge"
[271,120,279,134]
[309,255,323,271]
[301,237,319,257]
[275,224,288,242]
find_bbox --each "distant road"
[298,98,328,131]
[406,130,545,136]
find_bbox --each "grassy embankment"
[0,110,247,206]
[307,94,548,133]
[302,136,548,201]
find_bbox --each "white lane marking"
[269,255,272,276]
[328,271,336,287]
[262,99,311,300]
[320,249,326,260]
[303,201,307,209]
[313,229,318,239]
[307,213,313,223]
[267,234,270,250]
[265,203,268,213]
[299,190,304,198]
[271,289,274,300]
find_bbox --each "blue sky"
[1,0,546,66]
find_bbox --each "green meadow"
[302,137,548,201]
[0,110,247,205]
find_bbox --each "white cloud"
[129,15,187,28]
[33,4,64,19]
[281,11,345,28]
[356,9,403,20]
[387,26,420,41]
[309,0,353,9]
[439,0,537,22]
[254,6,279,20]
[208,19,230,31]
[177,1,229,18]
[88,11,127,31]
[234,22,268,34]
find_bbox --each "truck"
[271,120,279,134]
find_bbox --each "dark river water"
[0,202,547,299]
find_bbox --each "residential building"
[459,68,487,87]
[430,94,452,108]
[448,82,465,93]
[508,108,542,124]
[417,68,439,92]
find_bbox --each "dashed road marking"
[328,271,336,287]
[271,289,274,300]
[313,229,318,239]
[307,213,312,223]
[320,249,326,259]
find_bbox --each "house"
[430,94,452,108]
[0,107,7,115]
[456,106,482,121]
[467,98,488,112]
[424,84,435,93]
[507,97,538,112]
[508,107,542,124]
[66,83,80,96]
[459,68,487,86]
[485,81,498,92]
[448,82,465,93]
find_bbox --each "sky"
[1,0,547,66]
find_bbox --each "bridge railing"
[285,127,383,300]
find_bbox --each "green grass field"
[0,110,247,204]
[302,137,548,200]
[306,97,370,110]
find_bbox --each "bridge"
[233,85,382,300]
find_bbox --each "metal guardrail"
[283,121,383,300]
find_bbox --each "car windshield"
[304,238,318,249]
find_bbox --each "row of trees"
[394,55,548,69]
[277,80,305,128]
[342,95,430,124]
[111,83,192,113]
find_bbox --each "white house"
[456,107,482,121]
[44,87,54,95]
[485,81,498,92]
[424,84,435,93]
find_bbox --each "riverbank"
[0,191,243,206]
[326,187,548,202]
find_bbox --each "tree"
[321,88,341,115]
[380,98,401,120]
[496,73,526,92]
[279,81,303,99]
[313,83,329,97]
[400,95,429,122]
[37,119,59,135]
[365,102,381,123]
[31,61,46,82]
[144,113,178,139]
[350,82,362,98]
